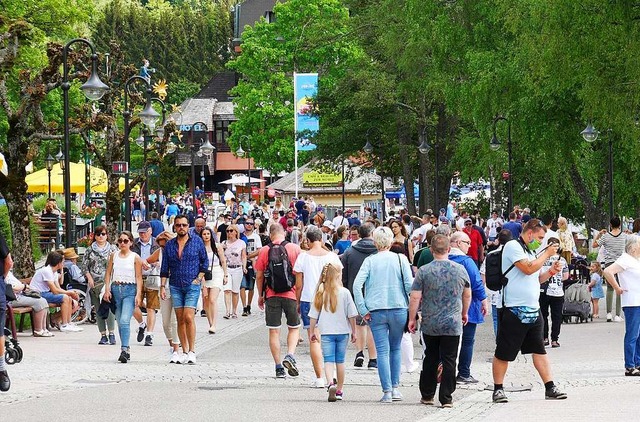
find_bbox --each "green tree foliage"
[92,0,234,88]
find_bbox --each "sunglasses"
[96,232,107,237]
[174,223,189,227]
[226,229,236,233]
[117,238,130,244]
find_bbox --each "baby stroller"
[562,280,592,323]
[4,307,24,364]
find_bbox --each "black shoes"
[242,307,249,317]
[354,351,364,368]
[367,359,378,369]
[492,388,508,403]
[282,354,299,377]
[137,324,146,343]
[0,370,10,392]
[98,335,109,345]
[275,366,286,378]
[118,350,131,363]
[545,385,567,400]
[456,375,479,384]
[144,335,153,346]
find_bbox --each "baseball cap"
[137,221,151,232]
[464,218,472,224]
[323,221,335,230]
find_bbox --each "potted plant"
[76,233,94,254]
[76,205,101,225]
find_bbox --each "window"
[215,121,231,152]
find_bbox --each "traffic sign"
[112,162,128,175]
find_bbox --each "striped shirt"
[597,231,628,265]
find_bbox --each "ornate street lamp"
[236,135,251,198]
[62,38,108,246]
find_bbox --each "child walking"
[309,263,357,402]
[588,261,605,318]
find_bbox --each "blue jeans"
[369,308,407,392]
[111,284,137,351]
[457,323,477,378]
[622,306,640,368]
[492,305,499,339]
[321,334,349,363]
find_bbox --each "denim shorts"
[321,334,350,364]
[240,268,255,290]
[41,291,66,305]
[300,301,312,329]
[169,283,201,309]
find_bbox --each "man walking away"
[492,219,567,403]
[255,224,302,378]
[408,235,470,408]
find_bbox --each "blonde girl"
[557,217,575,265]
[308,263,358,402]
[588,261,605,318]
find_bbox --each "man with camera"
[492,219,567,403]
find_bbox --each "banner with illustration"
[294,73,319,151]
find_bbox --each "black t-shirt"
[217,223,229,242]
[0,232,9,278]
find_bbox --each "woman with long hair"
[309,263,357,402]
[82,225,118,345]
[389,220,414,262]
[103,231,144,363]
[201,227,228,333]
[556,217,575,266]
[222,224,246,319]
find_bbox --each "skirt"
[203,265,224,290]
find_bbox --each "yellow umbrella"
[25,162,125,193]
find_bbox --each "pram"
[4,306,24,364]
[562,280,592,323]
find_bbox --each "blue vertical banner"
[294,73,319,151]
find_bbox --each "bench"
[5,305,36,336]
[35,216,62,252]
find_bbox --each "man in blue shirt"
[502,212,522,240]
[160,215,208,365]
[448,232,488,384]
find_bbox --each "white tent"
[219,175,266,186]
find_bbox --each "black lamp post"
[189,122,214,199]
[236,135,251,199]
[490,115,512,214]
[123,76,160,231]
[45,151,55,198]
[62,38,108,246]
[582,122,613,219]
[418,126,438,212]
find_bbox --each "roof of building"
[268,161,383,195]
[170,98,217,129]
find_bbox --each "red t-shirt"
[255,239,301,300]
[464,228,483,261]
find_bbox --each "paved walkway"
[2,295,639,421]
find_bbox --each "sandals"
[223,314,230,320]
[231,313,238,319]
[625,368,640,376]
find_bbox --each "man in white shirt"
[485,211,504,241]
[241,219,263,316]
[411,213,434,246]
[332,210,348,229]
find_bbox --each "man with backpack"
[491,219,567,403]
[255,224,302,378]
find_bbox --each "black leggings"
[539,295,564,341]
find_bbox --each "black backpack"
[264,241,296,293]
[485,238,529,291]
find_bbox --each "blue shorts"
[41,291,65,305]
[321,334,349,364]
[169,283,201,309]
[300,301,312,329]
[240,268,255,290]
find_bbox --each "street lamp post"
[581,123,613,219]
[61,38,109,246]
[189,122,215,199]
[236,135,251,198]
[45,151,55,198]
[490,115,512,214]
[123,76,160,231]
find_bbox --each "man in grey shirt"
[408,235,470,408]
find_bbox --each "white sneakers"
[60,324,83,332]
[312,378,325,389]
[171,351,196,364]
[614,315,623,322]
[607,313,613,322]
[170,351,180,364]
[187,351,196,364]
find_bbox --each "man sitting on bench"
[5,271,52,337]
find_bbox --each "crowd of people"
[2,196,639,405]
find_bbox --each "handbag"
[23,286,41,299]
[397,254,411,333]
[5,282,17,301]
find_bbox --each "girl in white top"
[103,231,143,363]
[201,227,228,334]
[309,263,358,402]
[222,224,246,319]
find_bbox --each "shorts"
[41,291,66,305]
[204,265,224,290]
[240,268,255,290]
[321,334,349,364]
[10,295,49,312]
[356,315,369,326]
[169,283,201,309]
[265,296,300,329]
[495,308,546,361]
[142,287,160,309]
[300,301,312,329]
[227,267,243,293]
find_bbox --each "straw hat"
[62,247,79,260]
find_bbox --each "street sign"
[267,188,275,197]
[251,186,259,196]
[112,161,128,175]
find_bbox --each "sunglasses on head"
[117,238,130,244]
